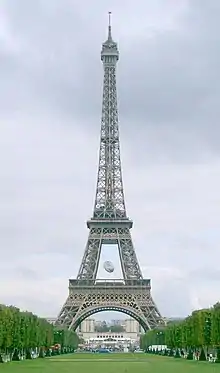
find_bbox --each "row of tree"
[140,302,220,352]
[0,304,79,363]
[95,324,125,333]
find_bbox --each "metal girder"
[55,279,165,332]
[76,25,141,281]
[77,226,142,280]
[55,18,165,331]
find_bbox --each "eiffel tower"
[55,13,165,331]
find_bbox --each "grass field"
[0,353,219,372]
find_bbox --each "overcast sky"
[0,0,220,321]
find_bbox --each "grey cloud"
[14,267,41,281]
[189,267,220,283]
[1,294,57,316]
[2,0,219,162]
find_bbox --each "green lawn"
[0,353,219,372]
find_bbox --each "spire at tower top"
[108,11,112,41]
[101,12,119,61]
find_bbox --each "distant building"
[46,317,96,332]
[76,318,96,333]
[46,316,144,335]
[46,317,56,325]
[94,320,103,327]
[111,319,122,326]
[75,317,142,346]
[124,318,140,333]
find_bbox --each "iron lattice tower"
[56,13,165,331]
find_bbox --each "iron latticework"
[56,14,165,331]
[94,22,125,220]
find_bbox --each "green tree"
[109,325,125,332]
[211,304,220,347]
[141,302,220,357]
[0,305,57,360]
[54,328,79,351]
[199,347,206,361]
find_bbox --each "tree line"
[0,304,79,363]
[95,325,125,333]
[140,302,220,361]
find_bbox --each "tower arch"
[71,305,150,332]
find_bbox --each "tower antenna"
[108,11,111,27]
[108,11,112,40]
